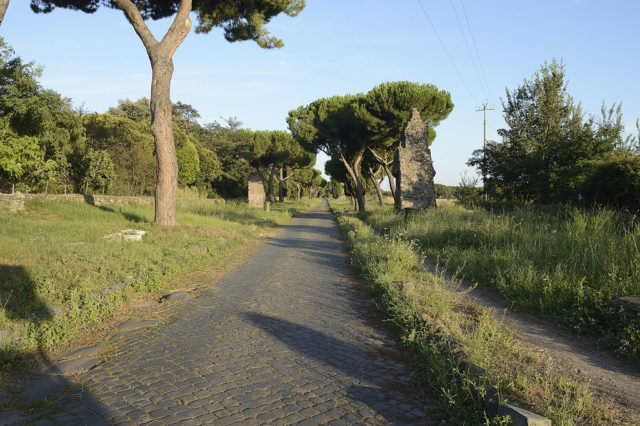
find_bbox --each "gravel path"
[11,201,436,425]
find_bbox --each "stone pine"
[30,0,305,226]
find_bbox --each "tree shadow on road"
[243,312,431,424]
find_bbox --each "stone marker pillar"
[394,108,437,211]
[248,173,266,208]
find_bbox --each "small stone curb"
[118,319,160,331]
[62,345,101,360]
[161,292,191,302]
[39,358,101,375]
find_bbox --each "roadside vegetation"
[360,203,640,365]
[330,199,613,424]
[0,198,316,372]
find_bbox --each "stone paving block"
[40,357,101,375]
[63,345,101,359]
[20,202,442,424]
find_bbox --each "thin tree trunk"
[339,147,366,213]
[11,182,14,194]
[278,166,284,202]
[112,0,192,226]
[383,163,395,199]
[369,167,384,206]
[267,164,276,203]
[0,0,9,27]
[296,183,301,201]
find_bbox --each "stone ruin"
[394,108,437,211]
[248,173,266,208]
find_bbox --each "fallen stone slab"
[161,292,191,302]
[62,345,100,360]
[40,358,101,375]
[43,305,65,319]
[23,375,70,402]
[498,403,551,426]
[118,319,160,331]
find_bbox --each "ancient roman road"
[17,201,437,425]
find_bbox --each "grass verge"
[330,199,613,424]
[0,197,317,374]
[358,203,640,364]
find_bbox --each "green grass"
[0,197,316,368]
[359,203,640,364]
[330,199,612,424]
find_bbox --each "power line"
[416,0,478,103]
[449,0,487,100]
[460,0,495,103]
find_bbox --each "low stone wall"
[0,193,155,212]
[0,193,25,213]
[22,193,155,207]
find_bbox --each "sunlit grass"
[0,198,316,366]
[360,202,640,363]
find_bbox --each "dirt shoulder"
[424,258,640,423]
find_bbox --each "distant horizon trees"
[0,37,321,201]
[30,0,306,226]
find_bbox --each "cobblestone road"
[11,201,436,425]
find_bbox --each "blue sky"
[2,1,639,185]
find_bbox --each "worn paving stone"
[63,345,101,359]
[117,319,160,331]
[161,292,191,302]
[3,201,438,424]
[40,357,101,374]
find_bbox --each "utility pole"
[476,100,494,200]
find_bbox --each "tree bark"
[368,165,384,206]
[296,182,301,201]
[368,147,395,200]
[112,0,192,226]
[278,166,284,202]
[0,0,9,27]
[338,147,366,213]
[267,164,276,203]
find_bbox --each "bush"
[579,154,640,211]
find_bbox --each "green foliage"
[330,200,608,424]
[289,82,453,213]
[434,183,456,199]
[177,141,200,187]
[579,153,640,211]
[328,180,343,198]
[0,197,316,367]
[454,172,482,209]
[0,130,41,192]
[81,148,116,194]
[31,0,306,49]
[361,203,640,364]
[470,60,631,203]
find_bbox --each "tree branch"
[110,0,158,54]
[161,0,193,57]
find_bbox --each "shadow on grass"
[95,205,148,223]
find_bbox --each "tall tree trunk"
[339,147,366,213]
[0,0,9,27]
[383,163,396,199]
[278,166,284,202]
[369,168,384,206]
[296,183,301,201]
[267,164,276,203]
[112,0,192,226]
